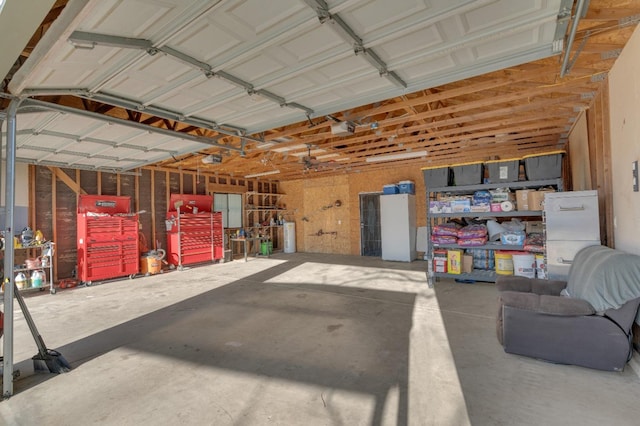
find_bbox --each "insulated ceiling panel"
[8,0,569,169]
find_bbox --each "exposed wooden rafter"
[2,0,640,182]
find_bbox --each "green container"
[260,241,273,255]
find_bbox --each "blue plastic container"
[398,180,415,194]
[383,184,399,194]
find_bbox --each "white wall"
[0,161,30,232]
[607,24,640,255]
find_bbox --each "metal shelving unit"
[426,178,563,287]
[4,242,56,295]
[244,191,292,251]
[428,179,563,193]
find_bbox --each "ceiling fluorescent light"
[256,142,276,149]
[365,151,428,163]
[292,148,326,157]
[244,170,281,178]
[272,143,308,153]
[316,153,339,160]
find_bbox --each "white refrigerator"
[380,194,417,262]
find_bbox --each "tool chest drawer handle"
[557,257,573,264]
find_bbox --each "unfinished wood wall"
[347,168,426,255]
[302,176,350,254]
[30,166,254,282]
[568,112,591,191]
[280,167,426,255]
[586,82,614,247]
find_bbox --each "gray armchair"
[496,246,640,371]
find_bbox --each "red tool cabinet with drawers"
[77,195,139,284]
[166,194,223,269]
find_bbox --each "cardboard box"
[451,199,471,213]
[489,190,509,203]
[489,190,515,203]
[527,189,555,210]
[470,204,490,212]
[462,254,473,273]
[430,200,452,213]
[525,221,544,234]
[434,249,448,273]
[515,189,531,211]
[434,257,447,273]
[447,249,463,274]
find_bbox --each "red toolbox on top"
[166,194,224,269]
[77,195,139,284]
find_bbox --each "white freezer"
[380,194,417,262]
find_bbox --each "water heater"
[283,221,296,253]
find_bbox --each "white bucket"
[512,253,536,278]
[535,254,546,279]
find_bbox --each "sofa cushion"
[539,295,595,316]
[499,291,595,316]
[496,275,566,295]
[499,291,539,311]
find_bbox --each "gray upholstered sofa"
[496,245,640,371]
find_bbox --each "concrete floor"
[1,252,639,425]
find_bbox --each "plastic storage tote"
[383,184,400,194]
[398,180,415,194]
[422,166,451,188]
[451,161,483,185]
[485,158,520,183]
[523,151,564,180]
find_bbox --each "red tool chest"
[77,195,139,284]
[166,194,224,269]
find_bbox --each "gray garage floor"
[1,253,639,425]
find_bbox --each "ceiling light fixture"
[365,150,428,163]
[330,121,355,136]
[272,143,308,153]
[244,170,281,178]
[316,153,339,160]
[202,154,223,164]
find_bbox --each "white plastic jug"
[15,272,28,289]
[31,270,45,288]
